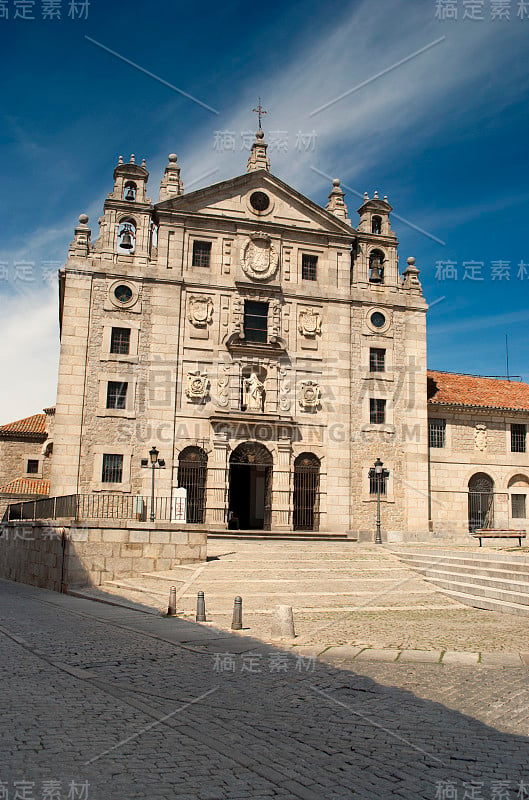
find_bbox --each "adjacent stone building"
[2,129,527,541]
[0,409,54,518]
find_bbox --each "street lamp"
[141,446,166,521]
[368,457,390,545]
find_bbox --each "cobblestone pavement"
[89,540,529,653]
[1,579,529,800]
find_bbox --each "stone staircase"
[391,548,529,617]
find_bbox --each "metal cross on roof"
[252,98,267,129]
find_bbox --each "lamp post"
[141,446,166,522]
[369,457,390,545]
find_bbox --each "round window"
[114,284,133,304]
[370,311,386,329]
[250,191,270,212]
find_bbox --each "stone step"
[436,587,529,618]
[395,555,529,579]
[391,549,529,569]
[208,531,350,541]
[423,575,529,608]
[422,567,529,595]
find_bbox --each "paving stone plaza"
[2,540,529,800]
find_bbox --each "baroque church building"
[5,126,524,542]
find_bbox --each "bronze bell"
[125,187,136,201]
[369,256,384,283]
[120,229,134,250]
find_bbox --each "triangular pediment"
[155,170,356,236]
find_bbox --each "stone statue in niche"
[243,372,265,412]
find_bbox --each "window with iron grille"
[369,348,386,372]
[26,459,39,474]
[106,381,128,410]
[243,301,268,343]
[192,240,211,267]
[511,423,526,453]
[302,254,318,281]
[369,472,387,495]
[110,327,131,355]
[370,398,386,425]
[511,494,527,519]
[102,454,123,483]
[429,418,446,448]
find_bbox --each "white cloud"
[0,287,59,423]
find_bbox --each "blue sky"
[1,0,529,421]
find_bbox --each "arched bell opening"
[369,249,385,283]
[123,181,137,201]
[228,442,273,530]
[117,218,136,254]
[293,453,321,531]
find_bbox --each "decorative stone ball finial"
[141,158,146,167]
[78,214,89,225]
[374,190,379,199]
[332,178,340,187]
[118,155,124,165]
[384,195,388,202]
[256,129,265,140]
[407,256,416,266]
[168,153,178,162]
[363,191,369,201]
[130,154,136,164]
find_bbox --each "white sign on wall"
[171,487,187,523]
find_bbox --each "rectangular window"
[511,423,526,453]
[192,240,212,268]
[370,398,386,425]
[26,459,39,474]
[106,381,128,410]
[369,348,386,372]
[369,472,387,495]
[110,327,131,355]
[243,301,269,343]
[102,454,123,483]
[429,418,446,448]
[511,494,527,519]
[302,254,318,281]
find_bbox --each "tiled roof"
[0,413,47,438]
[428,370,529,412]
[0,478,50,496]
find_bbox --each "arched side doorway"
[293,453,321,531]
[229,442,272,530]
[178,447,207,523]
[468,472,494,531]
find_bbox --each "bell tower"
[93,154,154,263]
[352,191,399,287]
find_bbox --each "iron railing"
[5,494,188,523]
[468,490,495,532]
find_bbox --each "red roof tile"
[0,478,50,496]
[0,413,47,438]
[428,370,529,412]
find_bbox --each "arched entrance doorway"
[178,447,207,523]
[229,442,272,530]
[293,453,321,531]
[468,472,494,531]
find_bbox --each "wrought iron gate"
[178,447,207,524]
[293,454,321,531]
[468,491,494,531]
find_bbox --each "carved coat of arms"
[188,295,213,328]
[186,371,210,401]
[299,380,322,411]
[474,424,487,452]
[299,309,322,338]
[240,232,279,281]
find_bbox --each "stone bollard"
[231,596,243,630]
[167,586,177,616]
[196,591,206,622]
[271,605,296,641]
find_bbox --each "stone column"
[271,437,292,531]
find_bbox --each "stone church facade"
[20,128,521,541]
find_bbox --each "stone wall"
[0,520,207,592]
